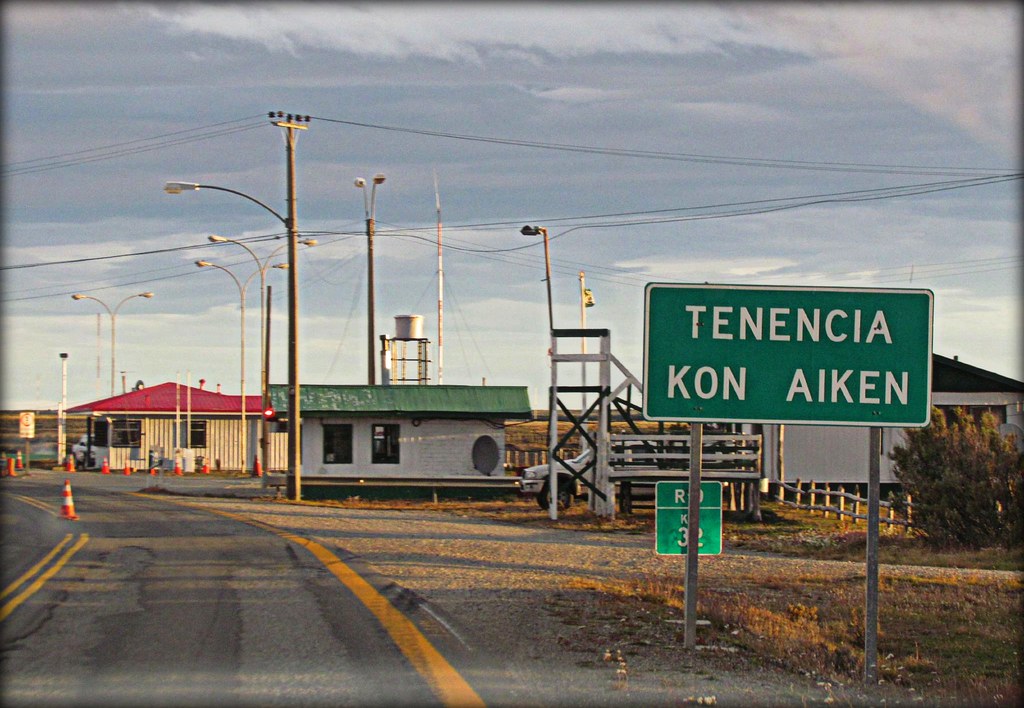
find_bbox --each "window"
[188,420,208,448]
[371,424,400,464]
[92,418,110,446]
[323,424,353,464]
[111,419,142,448]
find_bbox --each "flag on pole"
[583,288,595,307]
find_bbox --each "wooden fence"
[776,479,913,528]
[505,448,579,470]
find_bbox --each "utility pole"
[59,353,68,465]
[271,112,308,501]
[579,271,587,414]
[355,174,385,385]
[434,170,444,385]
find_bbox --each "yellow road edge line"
[136,494,485,707]
[0,534,89,622]
[0,533,74,601]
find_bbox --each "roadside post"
[643,283,933,675]
[19,411,35,473]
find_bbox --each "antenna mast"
[434,169,444,385]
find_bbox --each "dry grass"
[273,493,1022,704]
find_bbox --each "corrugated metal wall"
[101,414,258,472]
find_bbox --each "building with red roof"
[67,381,267,472]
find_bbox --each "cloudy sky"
[3,2,1020,412]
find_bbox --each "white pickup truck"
[519,448,591,509]
[71,435,108,469]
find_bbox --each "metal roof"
[67,382,262,415]
[933,354,1024,393]
[267,385,532,419]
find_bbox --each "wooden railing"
[776,479,914,528]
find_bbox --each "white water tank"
[394,314,424,340]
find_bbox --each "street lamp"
[71,292,154,396]
[355,173,386,385]
[164,107,308,501]
[206,234,316,479]
[520,225,553,332]
[196,259,260,474]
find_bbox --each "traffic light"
[262,406,276,421]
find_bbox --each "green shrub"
[890,407,1023,549]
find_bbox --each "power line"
[311,114,1016,178]
[367,173,1021,253]
[0,231,287,271]
[5,113,1017,180]
[2,116,268,177]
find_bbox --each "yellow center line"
[1,534,89,621]
[1,533,74,600]
[9,493,57,515]
[135,494,485,707]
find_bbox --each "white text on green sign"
[643,284,933,426]
[655,481,723,555]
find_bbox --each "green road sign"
[643,284,933,426]
[655,481,723,555]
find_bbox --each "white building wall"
[303,417,506,478]
[765,393,1024,484]
[774,425,901,484]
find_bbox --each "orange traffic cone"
[253,459,263,477]
[61,479,79,520]
[101,458,109,475]
[123,463,131,476]
[201,461,210,475]
[5,457,14,477]
[174,459,183,476]
[16,451,23,470]
[150,466,158,475]
[66,455,76,473]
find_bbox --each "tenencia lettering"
[685,305,892,344]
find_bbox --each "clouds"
[736,4,1020,151]
[2,3,1020,411]
[140,3,786,63]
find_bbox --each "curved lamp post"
[354,173,386,385]
[196,260,254,474]
[206,235,316,479]
[71,291,154,396]
[164,111,307,500]
[520,225,553,332]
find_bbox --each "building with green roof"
[266,385,532,479]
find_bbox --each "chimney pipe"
[199,378,206,390]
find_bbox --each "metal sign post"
[865,426,882,683]
[684,422,702,651]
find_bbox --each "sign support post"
[865,426,881,684]
[684,421,703,650]
[643,283,933,674]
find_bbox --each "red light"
[263,406,276,419]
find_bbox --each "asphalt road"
[1,472,462,707]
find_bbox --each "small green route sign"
[643,284,933,426]
[655,481,723,555]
